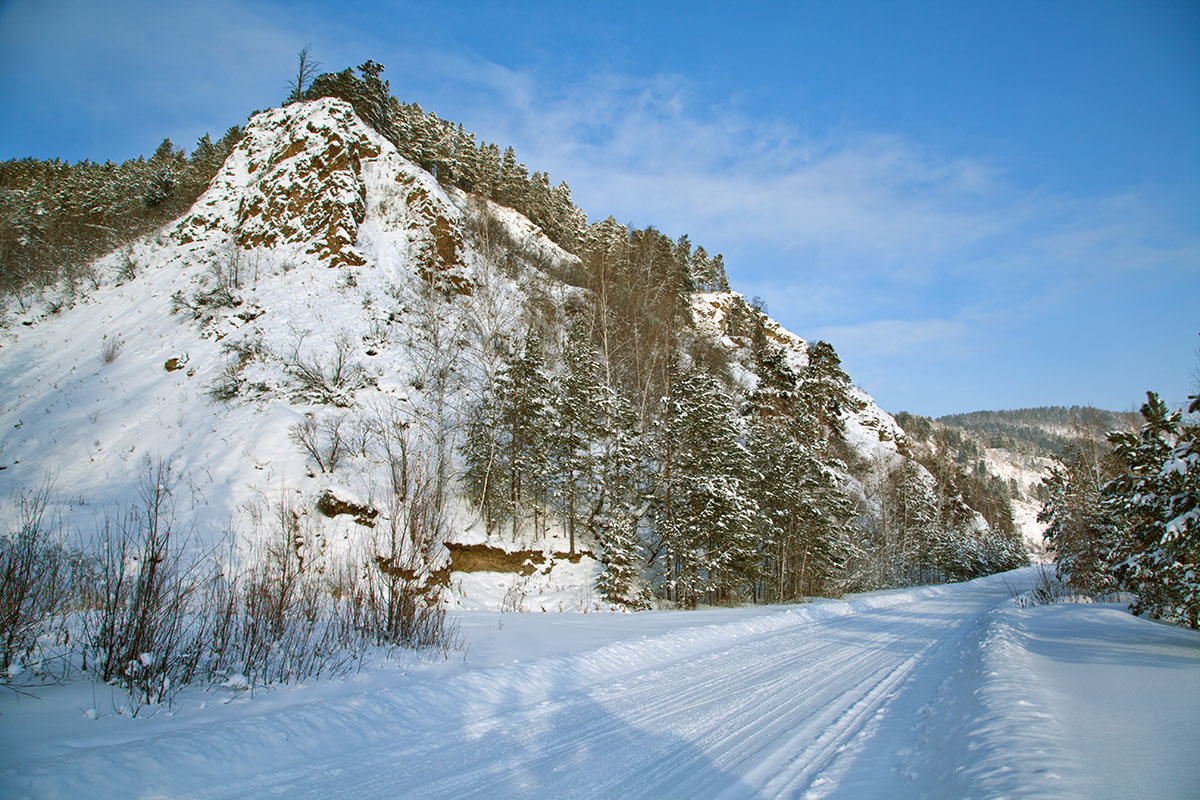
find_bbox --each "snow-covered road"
[3,569,1198,798]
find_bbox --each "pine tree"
[453,124,480,193]
[888,459,939,583]
[800,341,862,440]
[500,331,554,540]
[711,254,730,291]
[496,146,530,212]
[689,245,711,290]
[654,360,758,605]
[593,389,649,608]
[476,143,502,199]
[462,330,552,539]
[1105,392,1200,627]
[550,181,584,255]
[1040,443,1118,597]
[549,324,605,555]
[462,385,502,532]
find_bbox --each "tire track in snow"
[2,574,1028,799]
[251,581,1008,799]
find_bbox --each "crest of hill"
[935,406,1141,457]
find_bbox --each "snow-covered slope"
[0,98,585,595]
[980,445,1054,554]
[691,291,909,469]
[0,97,998,609]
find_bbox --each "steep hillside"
[0,98,1024,615]
[892,407,1143,554]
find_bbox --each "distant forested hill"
[934,407,1141,457]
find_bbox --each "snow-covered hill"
[0,97,1010,609]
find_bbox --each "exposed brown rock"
[315,488,378,527]
[445,543,594,576]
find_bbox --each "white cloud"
[380,53,1196,304]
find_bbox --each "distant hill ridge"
[936,406,1141,457]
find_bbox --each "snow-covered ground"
[3,568,1196,798]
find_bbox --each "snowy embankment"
[2,570,1198,798]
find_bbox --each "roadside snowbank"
[977,602,1200,799]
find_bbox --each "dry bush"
[7,455,458,706]
[1012,562,1074,608]
[197,498,360,690]
[100,335,123,364]
[350,429,458,651]
[117,247,138,282]
[285,332,366,406]
[81,458,202,710]
[289,413,349,473]
[0,483,73,681]
[208,334,265,401]
[193,246,242,309]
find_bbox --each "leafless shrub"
[100,335,123,364]
[285,332,366,406]
[1011,562,1074,608]
[197,498,358,690]
[81,264,102,292]
[289,413,349,473]
[364,400,414,497]
[7,456,458,705]
[0,483,73,682]
[349,416,376,458]
[193,246,242,309]
[81,458,201,711]
[350,434,458,651]
[117,247,137,282]
[169,289,199,316]
[208,334,265,401]
[208,362,244,402]
[501,579,527,613]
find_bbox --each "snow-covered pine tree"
[496,146,530,213]
[654,360,758,606]
[549,323,605,555]
[799,341,862,440]
[594,388,650,608]
[743,329,855,600]
[504,330,554,540]
[1039,443,1118,597]
[711,254,730,291]
[550,181,585,256]
[453,123,480,193]
[689,245,712,290]
[1104,392,1200,627]
[461,329,553,539]
[476,142,502,199]
[462,380,503,534]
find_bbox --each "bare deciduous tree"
[286,44,321,103]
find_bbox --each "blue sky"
[2,0,1197,416]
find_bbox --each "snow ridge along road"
[4,569,1198,798]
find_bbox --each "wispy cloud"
[1,0,321,157]
[385,51,1196,297]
